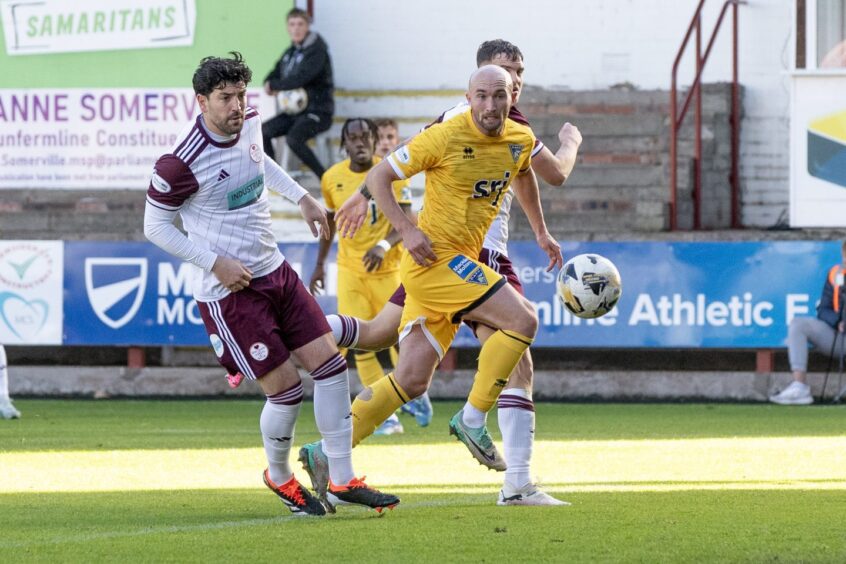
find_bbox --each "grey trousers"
[788,316,845,371]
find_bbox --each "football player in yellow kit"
[309,118,413,435]
[301,65,561,510]
[320,39,578,506]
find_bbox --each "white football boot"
[0,399,21,419]
[497,483,571,506]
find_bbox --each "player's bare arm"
[335,134,417,239]
[361,203,413,272]
[366,161,436,267]
[511,169,563,272]
[310,211,336,294]
[531,122,582,186]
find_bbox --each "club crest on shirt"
[249,143,262,163]
[508,144,524,163]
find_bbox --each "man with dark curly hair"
[144,52,397,517]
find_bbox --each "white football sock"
[497,388,534,490]
[326,314,360,349]
[261,381,303,485]
[462,400,487,428]
[0,345,9,401]
[311,354,355,485]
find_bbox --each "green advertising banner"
[0,0,293,189]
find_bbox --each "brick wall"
[0,83,752,240]
[512,83,737,237]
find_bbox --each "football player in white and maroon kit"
[143,52,398,516]
[321,40,581,507]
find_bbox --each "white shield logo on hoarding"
[85,258,147,329]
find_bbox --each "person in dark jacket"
[262,8,334,179]
[771,241,846,405]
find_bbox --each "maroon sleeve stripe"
[508,106,531,127]
[147,154,200,208]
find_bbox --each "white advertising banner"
[1,0,196,56]
[790,73,846,227]
[0,240,63,345]
[0,88,275,189]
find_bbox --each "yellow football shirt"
[386,109,534,259]
[321,156,412,275]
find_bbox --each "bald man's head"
[466,65,513,136]
[468,64,513,91]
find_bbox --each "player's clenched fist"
[558,122,582,149]
[212,256,253,293]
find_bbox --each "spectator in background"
[262,8,334,179]
[374,118,401,158]
[0,345,20,419]
[771,241,846,405]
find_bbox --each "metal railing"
[669,0,743,230]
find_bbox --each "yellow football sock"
[354,351,385,387]
[468,329,533,413]
[351,372,410,447]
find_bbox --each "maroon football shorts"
[197,261,330,379]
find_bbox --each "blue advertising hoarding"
[63,241,337,346]
[60,240,840,348]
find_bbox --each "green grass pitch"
[1,400,845,562]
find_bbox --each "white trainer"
[769,381,813,405]
[497,483,571,506]
[373,413,404,436]
[0,399,21,419]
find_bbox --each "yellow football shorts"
[337,269,401,320]
[398,252,505,358]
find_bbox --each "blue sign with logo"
[61,240,841,348]
[63,241,337,346]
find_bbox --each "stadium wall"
[0,0,793,228]
[309,0,793,227]
[4,365,820,402]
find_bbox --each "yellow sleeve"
[320,172,335,212]
[518,131,536,174]
[386,125,447,180]
[393,179,412,205]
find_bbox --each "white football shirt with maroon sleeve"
[145,108,285,301]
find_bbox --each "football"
[556,253,622,319]
[276,88,308,114]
